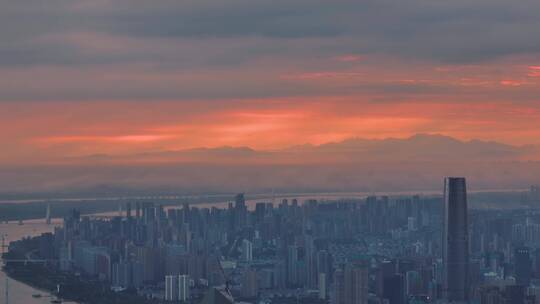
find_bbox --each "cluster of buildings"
[28,178,540,303]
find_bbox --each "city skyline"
[4,177,540,304]
[2,1,540,304]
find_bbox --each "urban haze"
[2,1,540,304]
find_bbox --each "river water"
[0,219,77,304]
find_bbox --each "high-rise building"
[255,202,266,222]
[305,234,316,289]
[407,217,416,231]
[126,202,132,218]
[165,275,179,301]
[287,245,299,286]
[383,274,405,304]
[405,270,421,297]
[319,272,327,300]
[113,261,131,288]
[178,274,190,302]
[241,268,258,298]
[342,259,369,304]
[165,274,190,302]
[442,177,469,302]
[505,285,525,304]
[135,202,141,219]
[46,204,51,225]
[478,286,503,304]
[235,193,246,209]
[242,239,253,262]
[333,268,345,304]
[515,247,532,286]
[317,250,332,278]
[234,193,248,229]
[200,287,235,304]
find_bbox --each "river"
[0,219,77,304]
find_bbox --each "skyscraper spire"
[442,177,469,303]
[46,204,51,225]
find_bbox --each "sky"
[2,0,540,164]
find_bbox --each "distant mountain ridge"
[5,134,540,194]
[74,134,538,163]
[284,133,535,161]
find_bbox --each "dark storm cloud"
[2,0,540,65]
[1,0,540,102]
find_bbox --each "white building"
[319,273,327,300]
[179,275,190,301]
[242,239,253,262]
[166,274,190,302]
[165,275,179,301]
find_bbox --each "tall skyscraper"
[241,269,258,298]
[178,274,190,302]
[46,204,51,225]
[235,193,246,209]
[333,268,345,304]
[383,274,405,304]
[287,245,299,286]
[166,275,190,302]
[442,177,469,303]
[135,202,141,219]
[339,258,369,304]
[514,247,532,286]
[319,273,327,300]
[165,275,179,301]
[126,202,132,218]
[242,239,253,262]
[234,193,248,229]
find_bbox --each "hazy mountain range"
[1,134,538,195]
[76,134,538,164]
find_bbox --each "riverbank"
[0,194,236,222]
[3,236,156,304]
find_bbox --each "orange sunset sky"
[2,0,540,164]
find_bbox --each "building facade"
[442,177,469,302]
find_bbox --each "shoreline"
[1,188,530,222]
[2,235,156,304]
